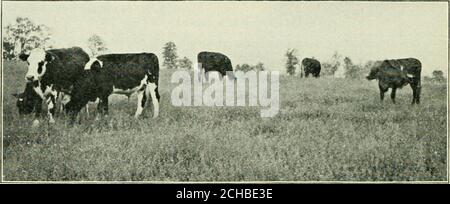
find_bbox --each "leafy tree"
[343,56,363,79]
[235,62,266,72]
[235,64,252,72]
[162,41,178,69]
[3,17,52,59]
[321,51,343,76]
[432,70,445,82]
[254,62,265,72]
[285,49,298,76]
[178,56,193,69]
[87,34,108,57]
[3,41,15,60]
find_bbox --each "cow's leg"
[46,89,58,123]
[134,89,146,118]
[85,103,90,117]
[410,82,419,105]
[98,97,109,116]
[415,85,421,104]
[305,72,309,78]
[147,82,160,118]
[390,87,397,104]
[379,84,388,101]
[204,71,210,82]
[32,98,43,127]
[410,80,421,105]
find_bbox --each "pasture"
[2,60,447,181]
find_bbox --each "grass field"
[2,60,447,181]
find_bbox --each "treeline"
[2,17,446,81]
[284,49,378,79]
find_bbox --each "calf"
[366,58,421,104]
[65,53,160,123]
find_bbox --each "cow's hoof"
[32,120,40,127]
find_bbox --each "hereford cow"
[18,47,90,126]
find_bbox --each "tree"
[343,56,363,79]
[235,62,266,72]
[3,17,53,59]
[254,62,265,72]
[87,34,108,57]
[285,49,298,76]
[178,57,193,69]
[162,41,178,69]
[432,70,445,82]
[3,41,15,60]
[235,64,253,72]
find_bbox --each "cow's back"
[302,58,320,69]
[96,53,159,90]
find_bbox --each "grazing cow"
[197,51,235,80]
[18,47,90,126]
[301,58,321,78]
[64,53,160,123]
[366,58,421,104]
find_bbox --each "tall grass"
[2,61,447,181]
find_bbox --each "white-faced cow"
[197,51,236,81]
[366,58,422,104]
[18,47,90,126]
[64,53,160,124]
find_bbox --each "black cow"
[366,58,421,104]
[12,82,42,115]
[65,53,160,123]
[301,58,321,78]
[18,47,90,126]
[197,51,235,80]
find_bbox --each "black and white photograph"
[1,0,448,187]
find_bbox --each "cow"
[64,53,160,124]
[18,47,90,126]
[197,51,236,81]
[366,58,421,104]
[12,82,42,115]
[301,58,321,78]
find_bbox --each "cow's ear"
[19,53,29,61]
[45,53,55,62]
[12,93,19,98]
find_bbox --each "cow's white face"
[20,48,48,82]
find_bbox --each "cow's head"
[366,66,380,80]
[19,48,55,82]
[12,83,41,115]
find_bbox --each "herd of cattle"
[11,47,422,126]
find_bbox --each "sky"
[2,1,448,76]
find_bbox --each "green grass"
[2,60,447,181]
